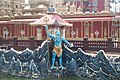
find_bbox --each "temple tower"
[0,0,25,17]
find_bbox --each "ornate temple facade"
[23,0,111,15]
[0,0,25,17]
[0,11,118,40]
[52,0,111,13]
[0,0,119,41]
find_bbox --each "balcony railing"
[0,37,120,52]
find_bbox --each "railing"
[0,37,120,52]
[0,37,44,51]
[68,38,120,52]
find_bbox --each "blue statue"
[45,25,73,69]
[48,5,55,13]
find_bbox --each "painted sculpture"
[44,25,73,69]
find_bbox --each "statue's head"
[55,30,60,37]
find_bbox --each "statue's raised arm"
[62,36,73,47]
[44,25,54,39]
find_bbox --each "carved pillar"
[81,22,83,38]
[108,21,110,37]
[14,24,17,36]
[24,23,26,39]
[66,27,70,38]
[90,21,94,39]
[20,23,22,39]
[101,21,103,38]
[71,25,75,38]
[104,27,107,38]
[27,23,29,39]
[0,25,1,36]
[19,24,21,37]
[0,25,2,39]
[19,24,21,38]
[22,24,24,38]
[10,24,12,37]
[33,26,35,37]
[118,20,120,41]
[31,26,33,37]
[119,26,120,41]
[111,21,114,37]
[17,24,19,37]
[14,24,16,37]
[76,28,78,38]
[84,22,90,38]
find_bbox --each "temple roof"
[64,17,113,22]
[29,13,73,26]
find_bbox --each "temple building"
[0,0,120,41]
[52,0,111,13]
[23,0,49,15]
[23,0,111,15]
[0,0,111,17]
[0,0,25,17]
